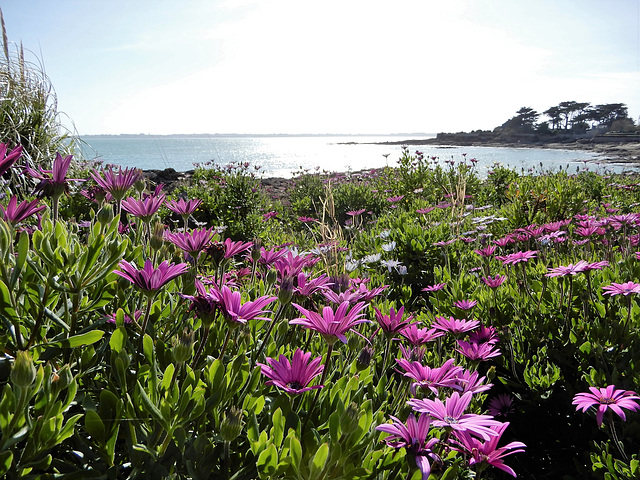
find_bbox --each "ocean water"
[78,134,623,178]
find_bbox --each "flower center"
[600,396,615,405]
[287,381,304,390]
[443,415,459,424]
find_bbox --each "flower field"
[2,144,640,479]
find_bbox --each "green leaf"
[84,410,106,443]
[143,334,155,365]
[135,381,169,430]
[257,443,278,479]
[46,330,105,349]
[0,450,13,476]
[309,442,329,479]
[271,407,284,448]
[9,232,29,289]
[289,434,302,473]
[109,327,127,353]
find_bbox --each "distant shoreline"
[361,138,640,165]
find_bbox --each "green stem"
[302,343,333,431]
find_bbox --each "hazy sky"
[2,0,639,135]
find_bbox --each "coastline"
[369,138,640,165]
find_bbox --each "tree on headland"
[497,107,540,134]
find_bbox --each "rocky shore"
[143,139,640,199]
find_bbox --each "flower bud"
[11,350,36,388]
[150,222,166,252]
[340,402,360,435]
[134,178,147,195]
[265,269,277,286]
[97,204,114,226]
[356,346,374,371]
[173,327,195,364]
[251,238,262,262]
[278,276,294,305]
[220,406,244,442]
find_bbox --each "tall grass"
[0,8,81,176]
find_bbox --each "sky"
[1,0,639,135]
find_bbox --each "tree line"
[499,101,637,135]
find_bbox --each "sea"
[78,134,629,179]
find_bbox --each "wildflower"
[221,238,253,259]
[454,369,492,394]
[400,324,445,346]
[165,227,217,260]
[396,358,462,395]
[26,152,83,198]
[114,259,189,296]
[298,216,318,223]
[432,316,480,335]
[497,250,538,265]
[257,247,288,267]
[0,196,45,225]
[572,385,640,426]
[257,349,324,395]
[165,198,202,217]
[481,275,507,288]
[454,299,478,311]
[90,166,142,201]
[374,305,416,338]
[262,211,278,221]
[602,281,640,296]
[487,394,516,417]
[453,422,525,477]
[347,209,366,216]
[290,301,370,345]
[121,194,165,222]
[387,195,404,203]
[0,143,23,176]
[380,259,403,272]
[545,260,590,277]
[468,324,499,344]
[408,391,502,440]
[293,272,333,297]
[474,246,496,257]
[375,414,440,480]
[209,285,276,325]
[456,340,501,361]
[416,207,435,214]
[422,283,446,293]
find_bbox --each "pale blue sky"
[2,0,639,135]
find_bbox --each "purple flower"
[602,281,640,296]
[422,283,446,293]
[0,143,23,176]
[396,358,462,395]
[400,324,445,346]
[165,227,217,259]
[290,301,370,345]
[468,324,499,345]
[481,275,507,288]
[121,194,165,222]
[453,299,478,311]
[487,394,515,418]
[497,250,538,265]
[456,340,501,361]
[114,259,189,295]
[106,310,142,325]
[165,198,202,216]
[454,422,526,477]
[374,305,416,338]
[416,207,435,214]
[474,245,496,257]
[454,369,492,394]
[386,195,405,203]
[408,391,502,440]
[0,196,45,225]
[545,260,590,277]
[262,211,278,221]
[209,285,277,325]
[257,348,324,395]
[347,209,366,216]
[25,153,82,198]
[293,272,333,297]
[90,166,142,201]
[432,316,480,335]
[375,414,440,480]
[257,247,288,267]
[572,385,640,426]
